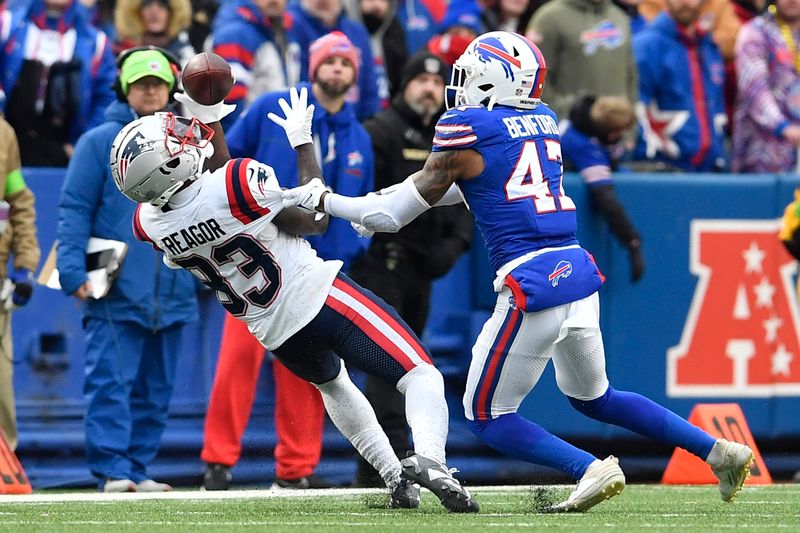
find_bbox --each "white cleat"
[707,439,754,502]
[548,456,625,513]
[387,478,421,509]
[400,454,479,513]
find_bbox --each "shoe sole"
[401,461,479,513]
[722,452,755,503]
[388,499,420,509]
[388,495,421,509]
[547,477,626,513]
[389,484,421,509]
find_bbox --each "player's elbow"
[273,208,329,236]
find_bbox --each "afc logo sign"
[668,220,800,397]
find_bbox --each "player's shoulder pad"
[434,105,507,151]
[225,157,280,192]
[438,105,485,125]
[131,203,161,251]
[224,157,279,225]
[433,106,485,151]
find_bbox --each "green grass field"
[0,484,798,532]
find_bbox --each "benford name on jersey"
[161,218,227,255]
[502,114,559,138]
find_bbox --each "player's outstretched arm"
[282,149,482,233]
[206,122,231,172]
[268,86,330,236]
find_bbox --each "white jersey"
[134,158,342,350]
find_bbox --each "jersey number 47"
[505,140,576,214]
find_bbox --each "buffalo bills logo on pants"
[548,260,573,287]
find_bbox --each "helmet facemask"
[446,55,483,110]
[164,114,215,157]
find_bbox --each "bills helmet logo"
[668,220,800,397]
[548,260,573,287]
[475,37,521,81]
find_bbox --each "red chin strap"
[164,113,215,157]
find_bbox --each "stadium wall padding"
[12,169,800,488]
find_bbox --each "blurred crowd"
[1,0,799,175]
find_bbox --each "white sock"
[396,364,448,464]
[705,438,726,466]
[315,362,401,486]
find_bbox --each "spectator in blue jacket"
[56,48,198,493]
[0,0,116,166]
[633,0,728,171]
[211,0,302,128]
[228,30,374,266]
[290,0,381,120]
[396,0,445,55]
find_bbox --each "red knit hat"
[308,31,360,82]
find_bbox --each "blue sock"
[468,413,596,479]
[569,387,716,459]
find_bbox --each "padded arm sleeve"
[324,176,431,233]
[377,181,462,206]
[435,183,464,206]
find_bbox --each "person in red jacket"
[202,316,328,490]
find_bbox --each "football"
[181,52,234,106]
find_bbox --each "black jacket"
[363,97,473,279]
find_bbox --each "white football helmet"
[446,31,547,111]
[110,112,214,207]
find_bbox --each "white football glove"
[281,177,328,213]
[174,91,236,124]
[267,86,315,149]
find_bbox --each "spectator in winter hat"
[308,30,361,83]
[290,0,382,119]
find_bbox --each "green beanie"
[120,50,175,94]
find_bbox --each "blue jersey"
[433,104,603,312]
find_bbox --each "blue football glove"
[9,268,33,307]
